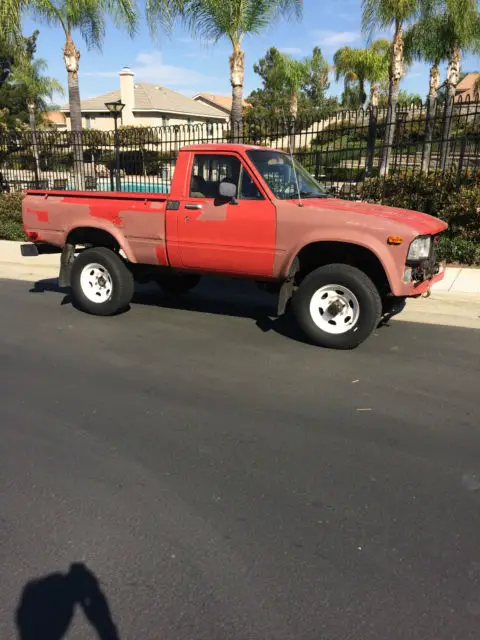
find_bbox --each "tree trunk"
[230,44,245,140]
[422,62,440,173]
[359,76,366,108]
[440,47,461,171]
[64,33,84,189]
[290,90,298,119]
[28,103,40,184]
[379,22,404,176]
[370,83,379,107]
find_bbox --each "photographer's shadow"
[16,563,120,640]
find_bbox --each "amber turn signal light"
[387,235,403,245]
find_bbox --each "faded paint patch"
[89,209,123,227]
[197,204,228,222]
[150,201,165,210]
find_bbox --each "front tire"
[71,247,134,316]
[292,264,382,349]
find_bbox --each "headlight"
[407,236,431,261]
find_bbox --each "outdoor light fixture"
[104,99,125,115]
[104,100,125,192]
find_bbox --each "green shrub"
[436,235,480,265]
[0,192,25,241]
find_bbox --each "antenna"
[283,112,303,207]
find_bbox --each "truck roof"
[180,143,274,153]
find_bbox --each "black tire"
[70,247,134,316]
[292,264,382,349]
[156,273,201,294]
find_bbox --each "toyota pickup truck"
[21,144,447,349]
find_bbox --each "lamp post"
[105,100,124,191]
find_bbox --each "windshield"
[247,149,330,200]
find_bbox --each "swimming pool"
[95,179,170,194]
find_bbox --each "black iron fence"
[1,97,480,199]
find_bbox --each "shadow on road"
[16,563,120,640]
[29,277,312,345]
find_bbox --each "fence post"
[365,107,378,178]
[456,136,467,190]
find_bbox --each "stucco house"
[60,67,229,130]
[454,73,480,103]
[193,92,250,116]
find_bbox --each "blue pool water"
[95,180,170,194]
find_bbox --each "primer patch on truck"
[197,203,228,222]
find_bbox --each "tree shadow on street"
[16,563,120,640]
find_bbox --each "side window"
[190,154,241,199]
[239,168,264,200]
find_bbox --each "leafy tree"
[10,58,64,177]
[362,0,420,174]
[145,0,303,124]
[246,46,336,121]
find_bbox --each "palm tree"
[28,0,136,188]
[334,39,390,109]
[405,0,480,169]
[12,58,64,180]
[404,14,447,171]
[146,0,303,124]
[362,0,419,175]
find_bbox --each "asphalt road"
[1,276,480,640]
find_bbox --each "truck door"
[177,152,276,277]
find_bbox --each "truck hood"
[301,198,448,235]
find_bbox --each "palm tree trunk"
[379,21,404,176]
[28,103,41,184]
[64,33,84,189]
[422,63,440,173]
[230,44,245,139]
[440,48,461,171]
[359,76,366,108]
[370,83,379,107]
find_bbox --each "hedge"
[1,178,479,264]
[0,193,24,242]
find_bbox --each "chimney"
[119,66,135,125]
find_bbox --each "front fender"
[278,229,406,295]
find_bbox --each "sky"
[21,0,480,107]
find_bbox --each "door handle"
[184,203,203,210]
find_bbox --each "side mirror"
[218,181,237,200]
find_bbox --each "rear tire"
[292,264,382,349]
[71,247,134,316]
[156,273,201,294]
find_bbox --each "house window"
[162,117,170,127]
[84,116,95,129]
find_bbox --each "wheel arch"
[65,225,136,262]
[290,240,393,297]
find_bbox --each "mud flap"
[59,243,75,288]
[276,258,299,316]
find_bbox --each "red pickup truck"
[21,144,447,349]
